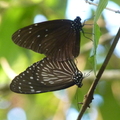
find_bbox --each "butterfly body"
[12,17,83,61]
[10,58,83,94]
[10,17,84,94]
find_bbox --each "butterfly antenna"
[83,70,92,78]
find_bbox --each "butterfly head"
[73,16,83,32]
[73,70,84,87]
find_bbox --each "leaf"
[90,0,108,75]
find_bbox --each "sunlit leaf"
[90,0,108,74]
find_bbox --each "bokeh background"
[0,0,120,120]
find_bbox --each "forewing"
[12,19,80,61]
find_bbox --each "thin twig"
[85,0,120,13]
[77,28,120,120]
[83,70,120,81]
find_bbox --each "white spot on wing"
[31,89,35,92]
[37,35,40,37]
[18,86,21,89]
[20,76,22,78]
[45,34,48,37]
[22,73,25,76]
[29,27,32,30]
[34,23,38,26]
[37,76,40,78]
[36,73,39,75]
[40,64,43,66]
[29,67,32,70]
[49,81,54,84]
[28,82,32,84]
[36,91,41,93]
[30,86,33,88]
[30,76,33,79]
[36,78,39,81]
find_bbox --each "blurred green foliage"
[0,0,120,120]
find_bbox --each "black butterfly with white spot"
[10,57,84,94]
[12,16,84,61]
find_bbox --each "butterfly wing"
[10,57,83,94]
[12,17,82,61]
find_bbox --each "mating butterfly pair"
[10,16,84,94]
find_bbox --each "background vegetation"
[0,0,120,120]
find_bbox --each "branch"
[85,0,120,13]
[77,28,120,120]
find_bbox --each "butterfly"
[10,57,84,94]
[12,16,84,61]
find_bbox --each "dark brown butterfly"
[10,57,84,94]
[12,16,83,61]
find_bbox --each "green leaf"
[90,0,108,75]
